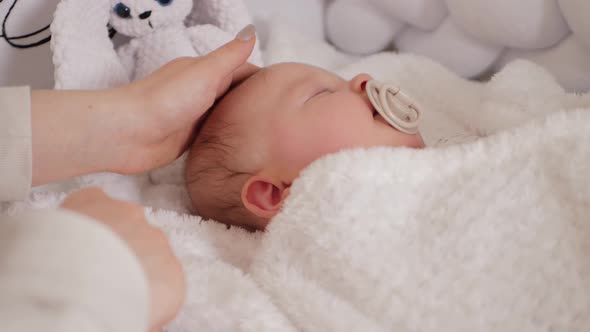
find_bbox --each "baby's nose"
[349,73,373,93]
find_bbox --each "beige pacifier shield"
[366,80,422,134]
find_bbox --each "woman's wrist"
[30,89,133,185]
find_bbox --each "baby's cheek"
[273,126,322,171]
[275,123,353,172]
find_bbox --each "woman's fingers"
[200,25,257,80]
[214,64,260,98]
[232,63,261,83]
[103,25,262,175]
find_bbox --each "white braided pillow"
[326,0,590,92]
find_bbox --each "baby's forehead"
[264,62,314,76]
[222,63,318,105]
[214,63,339,121]
[252,63,334,87]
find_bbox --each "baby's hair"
[185,112,260,232]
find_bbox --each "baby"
[185,63,424,231]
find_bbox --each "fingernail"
[236,24,256,41]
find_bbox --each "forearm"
[30,89,132,186]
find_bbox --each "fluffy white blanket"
[249,111,590,331]
[4,22,590,332]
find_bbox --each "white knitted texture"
[326,0,590,92]
[51,0,261,88]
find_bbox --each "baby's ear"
[241,176,290,219]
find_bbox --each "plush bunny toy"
[109,0,261,80]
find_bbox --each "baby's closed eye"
[306,88,334,104]
[313,89,333,98]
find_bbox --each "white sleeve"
[0,209,149,332]
[0,86,32,201]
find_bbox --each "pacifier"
[365,80,422,135]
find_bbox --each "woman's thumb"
[203,25,257,76]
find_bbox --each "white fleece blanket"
[4,22,590,331]
[249,111,590,331]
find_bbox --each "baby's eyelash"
[304,87,333,104]
[313,89,332,98]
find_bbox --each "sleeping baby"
[185,63,425,231]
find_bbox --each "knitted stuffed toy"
[52,0,262,89]
[109,0,261,80]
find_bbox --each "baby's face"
[212,63,424,181]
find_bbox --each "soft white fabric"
[146,209,295,332]
[252,110,590,331]
[0,87,32,201]
[325,0,590,92]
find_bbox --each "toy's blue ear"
[52,0,129,89]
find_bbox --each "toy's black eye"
[114,3,131,18]
[156,0,173,6]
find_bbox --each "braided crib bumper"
[326,0,590,92]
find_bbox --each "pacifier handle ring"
[366,80,422,135]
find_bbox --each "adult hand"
[61,188,185,332]
[31,25,259,185]
[109,24,259,175]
